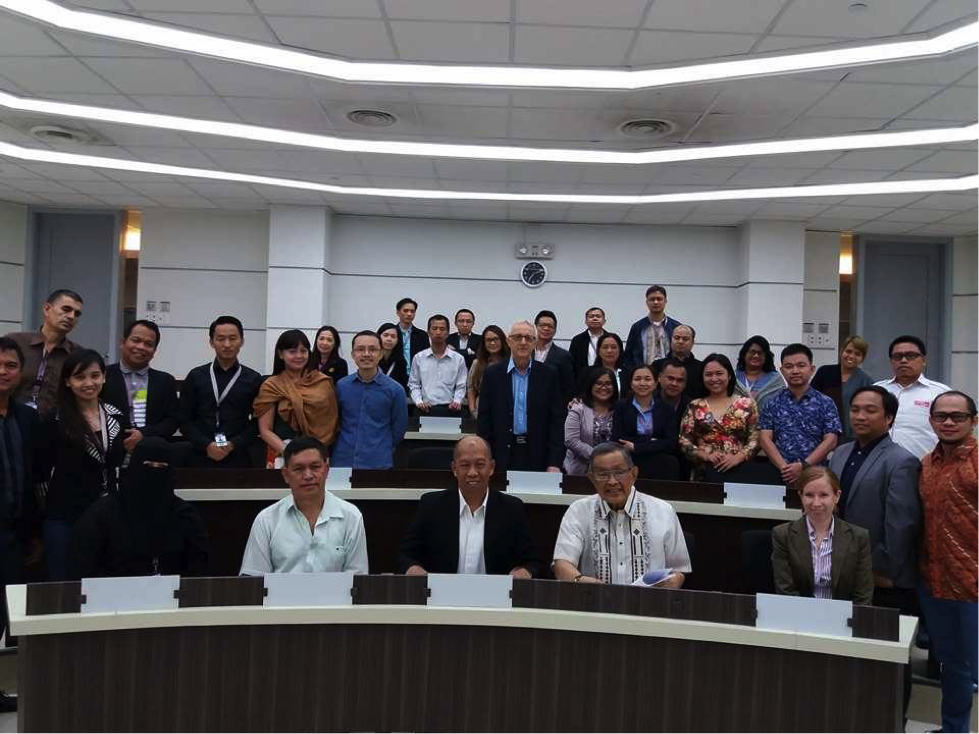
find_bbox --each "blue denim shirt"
[758,387,842,464]
[332,371,408,469]
[508,358,532,435]
[632,398,654,436]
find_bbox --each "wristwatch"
[573,573,584,583]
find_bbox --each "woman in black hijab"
[68,438,208,579]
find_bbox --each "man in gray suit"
[830,384,920,716]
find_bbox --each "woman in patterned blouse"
[679,353,759,478]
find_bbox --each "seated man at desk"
[396,436,538,577]
[553,442,690,586]
[240,436,368,575]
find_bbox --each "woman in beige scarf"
[254,330,338,467]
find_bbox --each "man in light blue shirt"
[510,357,531,435]
[240,436,368,575]
[333,331,408,469]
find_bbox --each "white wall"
[138,209,269,377]
[803,230,841,368]
[951,235,977,399]
[0,202,27,332]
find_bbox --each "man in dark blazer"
[395,297,430,369]
[477,320,565,472]
[101,320,180,453]
[624,285,681,369]
[446,308,481,370]
[397,436,538,577]
[652,324,704,399]
[568,306,607,380]
[533,310,576,403]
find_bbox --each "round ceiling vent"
[618,118,677,139]
[346,109,398,127]
[29,125,94,146]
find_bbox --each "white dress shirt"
[457,490,488,574]
[240,491,369,575]
[408,348,468,405]
[587,332,601,367]
[875,374,951,459]
[552,489,691,585]
[534,342,553,363]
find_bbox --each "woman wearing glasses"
[734,335,785,414]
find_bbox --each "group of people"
[0,285,975,731]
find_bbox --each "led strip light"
[0,0,975,90]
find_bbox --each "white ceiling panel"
[254,0,383,17]
[905,150,979,173]
[409,87,513,108]
[509,90,612,110]
[908,223,978,235]
[187,58,313,98]
[910,193,979,210]
[837,193,930,208]
[416,106,510,138]
[8,178,84,194]
[358,155,438,178]
[517,0,647,27]
[393,21,511,63]
[680,213,743,225]
[800,169,892,184]
[804,83,942,119]
[852,221,921,234]
[142,13,280,43]
[743,152,844,169]
[0,58,119,94]
[276,150,365,175]
[724,168,815,186]
[124,180,200,197]
[630,30,756,65]
[434,159,509,182]
[828,148,935,170]
[181,181,263,198]
[388,202,451,218]
[926,211,977,227]
[126,148,217,166]
[612,85,722,113]
[506,161,584,183]
[129,95,243,122]
[265,17,396,59]
[67,180,136,196]
[779,116,889,137]
[508,108,600,141]
[64,0,137,10]
[566,207,629,223]
[771,0,930,38]
[203,148,288,170]
[901,86,979,121]
[577,165,664,186]
[146,197,219,208]
[685,114,797,143]
[212,199,268,210]
[82,58,214,95]
[0,19,71,56]
[711,79,836,116]
[16,164,109,181]
[752,35,842,53]
[818,205,896,220]
[514,26,632,66]
[44,193,109,206]
[653,165,741,185]
[904,0,977,33]
[46,30,173,58]
[870,208,958,223]
[844,52,977,85]
[644,0,786,33]
[753,202,832,217]
[222,97,332,131]
[387,0,510,22]
[250,186,323,203]
[447,203,509,219]
[127,0,254,10]
[623,208,694,224]
[84,122,193,147]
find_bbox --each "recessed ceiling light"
[0,0,974,90]
[1,90,975,166]
[849,2,870,13]
[28,124,93,146]
[346,109,397,128]
[618,119,677,139]
[0,139,974,205]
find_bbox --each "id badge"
[25,399,37,410]
[214,432,228,448]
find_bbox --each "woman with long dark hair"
[564,367,619,475]
[39,348,129,581]
[735,335,785,413]
[376,322,409,392]
[314,325,348,383]
[588,332,626,394]
[253,329,338,467]
[467,325,509,417]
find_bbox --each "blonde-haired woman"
[810,335,873,440]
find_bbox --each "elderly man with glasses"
[553,442,691,586]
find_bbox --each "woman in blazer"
[39,349,130,581]
[564,368,618,474]
[771,466,874,604]
[376,323,409,391]
[810,335,873,441]
[611,365,679,478]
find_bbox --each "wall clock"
[520,260,547,288]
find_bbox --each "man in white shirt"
[408,314,468,414]
[875,335,951,459]
[240,435,368,575]
[553,442,690,586]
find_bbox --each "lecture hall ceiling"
[0,0,974,234]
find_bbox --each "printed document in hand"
[631,569,674,587]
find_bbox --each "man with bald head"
[396,435,538,577]
[476,320,566,472]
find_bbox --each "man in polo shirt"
[875,335,952,459]
[240,436,368,575]
[5,288,83,418]
[758,343,841,486]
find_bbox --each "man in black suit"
[397,436,538,577]
[477,320,565,472]
[446,308,481,370]
[101,320,180,455]
[652,324,704,399]
[395,297,430,369]
[533,310,576,403]
[568,306,607,380]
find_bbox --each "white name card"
[325,466,353,490]
[418,416,463,435]
[263,572,354,607]
[724,482,786,508]
[81,575,180,614]
[507,470,562,495]
[427,573,513,608]
[755,593,853,637]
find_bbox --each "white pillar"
[265,206,332,373]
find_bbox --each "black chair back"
[739,529,775,595]
[406,446,455,471]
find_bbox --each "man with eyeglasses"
[553,442,690,586]
[875,335,951,459]
[917,391,977,734]
[331,331,408,469]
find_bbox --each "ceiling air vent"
[618,118,677,139]
[29,125,94,146]
[345,109,398,128]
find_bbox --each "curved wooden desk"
[9,577,910,732]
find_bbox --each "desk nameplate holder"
[755,593,854,637]
[80,575,181,613]
[507,470,562,495]
[723,482,788,509]
[325,467,353,490]
[418,416,463,435]
[263,572,354,607]
[427,574,513,609]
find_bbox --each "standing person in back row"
[395,298,430,369]
[447,309,480,370]
[533,310,576,404]
[624,285,681,368]
[568,307,607,381]
[180,316,263,468]
[408,315,468,415]
[6,289,83,419]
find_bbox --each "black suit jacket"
[400,325,430,366]
[4,400,41,538]
[476,360,565,471]
[568,330,605,380]
[611,398,678,456]
[652,353,705,399]
[396,488,539,576]
[102,364,180,439]
[447,332,481,369]
[542,344,576,403]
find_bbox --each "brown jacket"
[771,516,874,605]
[5,331,79,419]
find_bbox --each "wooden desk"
[8,577,909,732]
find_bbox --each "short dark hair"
[701,353,736,396]
[535,309,557,327]
[737,335,776,373]
[46,289,83,305]
[396,298,418,311]
[780,343,813,364]
[272,329,316,375]
[351,330,382,349]
[931,390,978,417]
[0,337,24,368]
[585,306,605,318]
[850,385,899,419]
[123,319,161,347]
[645,285,667,298]
[888,335,927,358]
[581,367,619,408]
[282,435,329,466]
[454,309,475,322]
[427,314,450,330]
[209,315,244,339]
[657,357,688,378]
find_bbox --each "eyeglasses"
[594,381,614,389]
[590,469,633,481]
[510,335,536,342]
[890,352,923,362]
[932,412,974,424]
